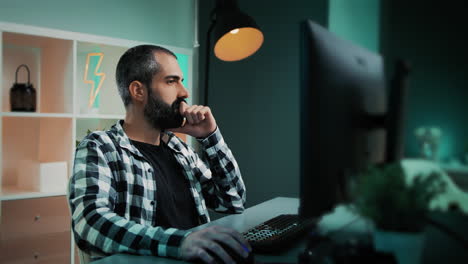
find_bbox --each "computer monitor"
[299,20,408,219]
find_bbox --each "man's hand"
[169,102,217,138]
[179,225,251,264]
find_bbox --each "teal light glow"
[329,0,380,53]
[175,52,192,105]
[176,53,189,87]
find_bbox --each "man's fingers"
[212,233,249,259]
[196,248,215,264]
[202,240,234,264]
[189,106,202,124]
[197,107,207,122]
[231,231,252,252]
[185,112,195,125]
[180,226,251,264]
[179,100,189,111]
[213,226,252,252]
[182,105,195,124]
[193,106,206,124]
[194,105,205,122]
[171,102,216,138]
[197,111,205,122]
[182,105,209,125]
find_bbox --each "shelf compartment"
[76,118,120,146]
[0,186,66,201]
[0,196,70,241]
[76,41,127,116]
[2,32,73,114]
[1,116,73,195]
[0,230,71,264]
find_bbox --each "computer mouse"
[222,243,255,264]
[192,242,255,264]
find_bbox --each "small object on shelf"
[10,64,37,112]
[84,52,106,113]
[17,161,68,193]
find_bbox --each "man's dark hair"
[116,45,177,107]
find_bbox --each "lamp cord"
[204,10,217,106]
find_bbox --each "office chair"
[75,246,91,264]
[66,190,92,264]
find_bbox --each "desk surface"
[92,197,368,264]
[92,197,468,264]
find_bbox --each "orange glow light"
[214,27,264,61]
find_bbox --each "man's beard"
[143,89,186,130]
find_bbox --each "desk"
[92,197,468,264]
[91,197,368,264]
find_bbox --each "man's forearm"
[71,200,190,257]
[197,128,246,213]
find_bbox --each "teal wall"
[329,0,380,52]
[199,0,468,211]
[328,0,467,162]
[380,1,468,162]
[0,0,194,49]
[198,0,329,208]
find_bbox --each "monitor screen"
[299,20,404,219]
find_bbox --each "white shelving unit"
[0,186,66,201]
[0,22,193,264]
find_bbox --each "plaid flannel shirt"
[68,120,246,259]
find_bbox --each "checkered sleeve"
[196,127,246,213]
[68,138,191,258]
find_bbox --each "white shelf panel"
[1,112,74,118]
[0,186,66,201]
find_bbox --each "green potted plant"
[351,163,446,264]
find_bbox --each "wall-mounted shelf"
[0,186,66,201]
[0,21,193,264]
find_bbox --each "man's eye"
[167,80,176,84]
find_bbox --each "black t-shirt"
[131,139,199,230]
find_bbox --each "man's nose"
[179,84,189,99]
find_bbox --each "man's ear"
[129,81,146,104]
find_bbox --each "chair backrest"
[77,248,91,264]
[66,188,91,264]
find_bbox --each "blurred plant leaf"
[351,163,446,232]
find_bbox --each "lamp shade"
[212,8,264,61]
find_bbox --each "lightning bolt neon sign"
[84,52,106,108]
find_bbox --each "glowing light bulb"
[230,29,240,34]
